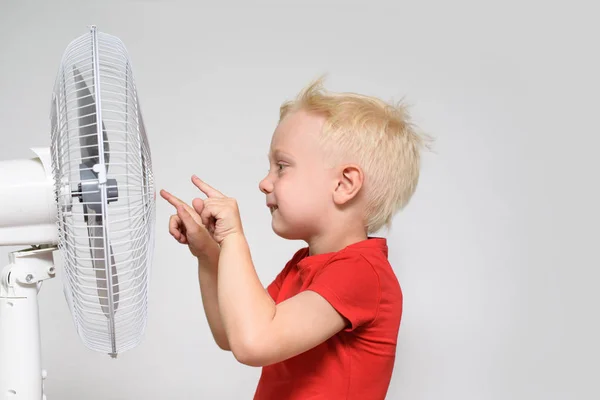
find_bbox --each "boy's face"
[259,109,335,240]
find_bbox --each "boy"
[160,78,427,399]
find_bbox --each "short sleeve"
[307,254,380,331]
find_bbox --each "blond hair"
[280,77,431,233]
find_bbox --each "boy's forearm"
[197,247,231,351]
[218,233,276,358]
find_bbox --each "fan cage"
[49,27,155,356]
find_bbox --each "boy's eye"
[277,163,286,171]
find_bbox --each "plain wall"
[0,1,598,399]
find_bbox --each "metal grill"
[49,26,154,357]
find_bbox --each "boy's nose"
[259,177,273,194]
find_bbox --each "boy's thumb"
[192,198,205,215]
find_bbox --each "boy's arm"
[219,233,346,366]
[159,188,231,351]
[197,245,231,351]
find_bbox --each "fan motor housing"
[0,148,58,246]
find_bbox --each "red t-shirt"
[253,237,402,400]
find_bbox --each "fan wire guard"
[50,26,155,357]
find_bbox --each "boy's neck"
[307,229,368,256]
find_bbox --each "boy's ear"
[333,164,364,206]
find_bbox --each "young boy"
[160,78,427,399]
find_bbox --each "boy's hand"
[178,175,244,246]
[160,186,217,258]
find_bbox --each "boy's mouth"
[269,205,278,213]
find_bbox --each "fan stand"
[0,245,57,400]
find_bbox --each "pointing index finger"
[192,175,225,198]
[160,189,195,214]
[160,189,183,207]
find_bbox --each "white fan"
[0,26,155,399]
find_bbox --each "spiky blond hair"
[280,77,431,233]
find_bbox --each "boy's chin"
[271,220,307,241]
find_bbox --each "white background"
[1,1,598,399]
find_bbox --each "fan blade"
[84,205,119,317]
[73,67,110,169]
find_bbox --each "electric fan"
[0,26,155,399]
